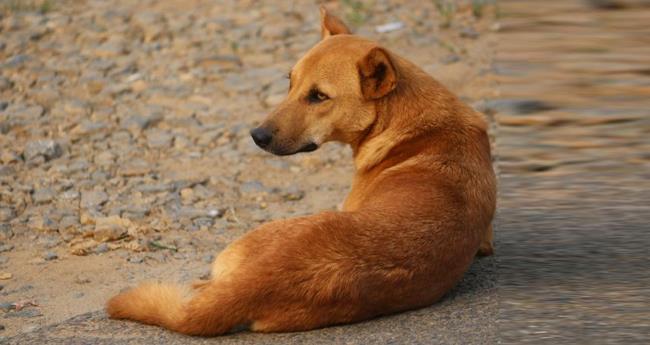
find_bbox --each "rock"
[177,207,224,220]
[0,208,15,222]
[70,120,109,138]
[93,40,127,58]
[202,254,214,263]
[118,159,151,177]
[0,76,13,92]
[23,140,63,161]
[193,217,213,228]
[240,180,266,194]
[282,186,305,201]
[0,150,21,164]
[0,273,12,280]
[58,215,79,231]
[4,308,42,318]
[80,190,109,209]
[146,129,174,149]
[94,243,109,254]
[0,257,9,265]
[128,255,144,264]
[0,224,13,241]
[28,215,57,232]
[120,111,163,133]
[0,244,13,253]
[74,276,91,284]
[43,252,58,261]
[460,27,479,39]
[32,188,55,204]
[93,216,130,242]
[59,190,80,200]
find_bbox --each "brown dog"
[106,7,496,336]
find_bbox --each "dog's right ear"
[358,47,398,100]
[320,6,351,39]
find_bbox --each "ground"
[0,0,648,344]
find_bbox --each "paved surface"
[495,1,649,344]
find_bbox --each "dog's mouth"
[268,142,319,156]
[297,142,319,153]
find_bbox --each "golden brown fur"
[106,7,496,336]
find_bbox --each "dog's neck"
[351,56,468,173]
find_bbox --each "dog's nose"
[250,127,273,148]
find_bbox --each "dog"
[106,7,496,336]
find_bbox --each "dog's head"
[250,7,398,156]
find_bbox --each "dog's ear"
[320,6,351,39]
[358,47,398,100]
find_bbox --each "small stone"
[0,224,13,241]
[146,129,174,149]
[74,275,91,284]
[128,256,144,264]
[0,272,12,280]
[93,40,127,58]
[282,186,305,201]
[0,208,15,222]
[180,188,194,201]
[93,216,129,242]
[193,217,213,228]
[5,308,42,318]
[120,112,162,133]
[202,254,214,263]
[1,150,20,164]
[43,252,58,261]
[32,188,55,204]
[240,180,265,194]
[72,292,84,299]
[94,243,109,254]
[0,77,13,92]
[0,244,13,253]
[23,140,63,161]
[59,190,80,200]
[28,215,57,232]
[460,27,479,39]
[81,190,109,209]
[118,159,151,177]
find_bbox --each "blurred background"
[0,0,648,344]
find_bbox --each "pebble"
[5,309,42,318]
[32,188,55,204]
[43,252,58,261]
[80,190,109,209]
[0,225,13,241]
[94,243,109,254]
[128,256,144,264]
[23,140,62,161]
[0,208,15,222]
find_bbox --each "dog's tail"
[106,281,246,336]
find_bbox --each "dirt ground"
[0,0,497,339]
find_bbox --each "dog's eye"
[307,89,329,103]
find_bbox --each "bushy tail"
[106,281,245,336]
